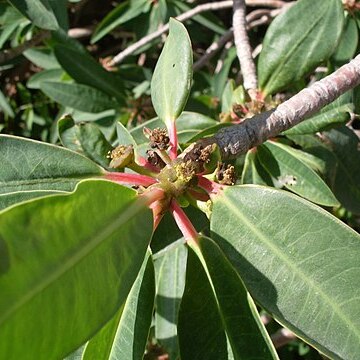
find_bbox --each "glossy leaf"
[8,0,59,30]
[241,150,273,186]
[48,0,68,31]
[211,185,360,360]
[178,245,228,360]
[332,15,359,65]
[24,48,60,69]
[58,117,113,168]
[54,45,125,102]
[0,180,153,360]
[41,82,118,113]
[58,115,83,153]
[154,243,187,359]
[151,18,193,124]
[258,141,339,207]
[82,251,155,360]
[221,79,236,113]
[91,0,151,43]
[186,123,232,144]
[323,127,360,214]
[213,47,237,99]
[0,90,14,118]
[196,236,278,360]
[78,123,113,168]
[116,121,137,146]
[258,0,344,95]
[0,135,103,194]
[221,79,246,114]
[0,190,66,211]
[284,92,353,135]
[27,69,65,89]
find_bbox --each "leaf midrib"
[217,194,360,346]
[264,142,337,205]
[263,4,326,94]
[0,196,146,326]
[0,175,98,191]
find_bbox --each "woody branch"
[210,54,360,159]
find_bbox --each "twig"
[193,29,233,71]
[108,1,233,66]
[271,328,297,349]
[233,0,258,91]
[0,31,51,65]
[246,0,287,7]
[212,54,360,159]
[215,41,234,74]
[67,27,93,39]
[108,0,287,66]
[194,7,284,71]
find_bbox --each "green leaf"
[0,190,66,211]
[195,236,278,360]
[221,79,236,113]
[0,21,19,48]
[241,150,273,186]
[41,82,118,113]
[58,117,113,168]
[154,243,187,359]
[0,135,103,194]
[82,251,155,360]
[332,15,359,65]
[0,89,14,118]
[91,0,151,44]
[48,0,68,31]
[323,127,360,214]
[284,92,353,135]
[8,0,59,30]
[221,79,246,114]
[258,141,339,206]
[78,123,113,168]
[258,0,344,95]
[151,18,193,124]
[116,121,137,146]
[186,123,232,144]
[27,68,65,89]
[23,47,60,69]
[0,180,153,360]
[58,115,83,152]
[213,47,237,99]
[52,28,88,54]
[54,45,125,102]
[178,245,228,360]
[211,185,360,360]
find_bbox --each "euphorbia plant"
[1,13,360,360]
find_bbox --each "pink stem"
[187,189,210,202]
[168,121,178,160]
[149,200,165,230]
[141,187,165,206]
[197,175,223,195]
[104,172,157,187]
[170,199,199,242]
[140,188,166,229]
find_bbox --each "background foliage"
[1,0,360,359]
